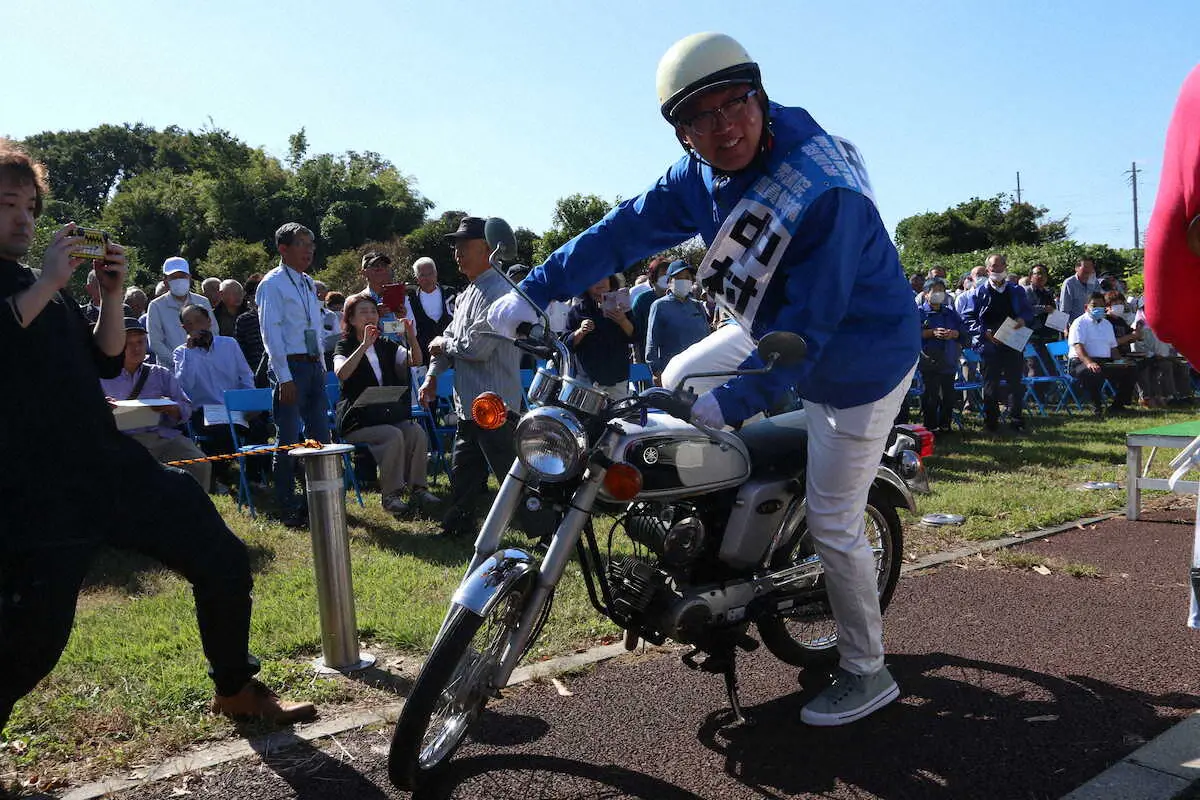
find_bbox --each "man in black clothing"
[407,255,455,358]
[1023,263,1059,376]
[0,140,314,736]
[961,253,1035,433]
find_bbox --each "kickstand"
[721,653,754,728]
[681,644,755,727]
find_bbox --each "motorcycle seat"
[734,409,809,475]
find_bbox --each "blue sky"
[6,0,1195,252]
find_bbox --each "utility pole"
[1126,162,1141,249]
[1015,171,1022,204]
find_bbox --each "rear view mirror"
[484,217,518,263]
[758,331,807,368]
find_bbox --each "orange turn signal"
[471,392,508,430]
[603,462,643,501]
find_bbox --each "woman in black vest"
[334,293,438,516]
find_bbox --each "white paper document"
[994,317,1034,352]
[202,404,247,429]
[1043,310,1070,332]
[111,398,176,431]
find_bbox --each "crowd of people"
[909,255,1197,435]
[80,221,1200,538]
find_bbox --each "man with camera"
[0,140,315,737]
[174,303,260,492]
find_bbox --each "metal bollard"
[290,443,376,674]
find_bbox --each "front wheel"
[387,574,534,791]
[757,488,903,668]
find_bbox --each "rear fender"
[872,466,917,514]
[451,548,537,618]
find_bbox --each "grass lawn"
[2,403,1198,787]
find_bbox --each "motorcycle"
[387,220,917,791]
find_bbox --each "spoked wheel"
[757,489,903,668]
[388,574,534,791]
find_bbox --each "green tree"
[403,210,469,287]
[198,239,275,285]
[101,168,215,281]
[533,194,616,263]
[894,194,1068,256]
[22,123,156,216]
[514,227,540,267]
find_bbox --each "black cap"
[444,216,487,241]
[123,317,147,332]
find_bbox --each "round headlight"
[515,407,587,482]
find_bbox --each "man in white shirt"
[256,223,331,525]
[1067,291,1135,417]
[146,257,217,366]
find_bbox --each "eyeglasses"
[679,89,759,136]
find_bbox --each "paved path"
[106,511,1200,800]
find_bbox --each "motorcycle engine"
[623,504,707,569]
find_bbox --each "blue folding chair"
[223,388,275,518]
[628,362,653,394]
[1044,341,1086,411]
[426,369,456,481]
[323,380,366,508]
[1021,343,1067,416]
[956,350,986,419]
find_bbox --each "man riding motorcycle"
[489,32,920,725]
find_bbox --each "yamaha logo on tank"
[642,447,660,465]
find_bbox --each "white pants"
[661,322,755,395]
[805,363,915,676]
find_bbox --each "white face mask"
[671,278,693,298]
[989,272,1008,287]
[1110,304,1125,317]
[929,291,946,306]
[168,278,191,298]
[656,276,669,291]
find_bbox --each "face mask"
[1110,304,1125,317]
[929,291,946,306]
[671,279,692,298]
[989,272,1008,286]
[1089,307,1106,321]
[656,276,669,291]
[168,278,191,297]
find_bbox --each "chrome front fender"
[873,465,917,514]
[451,548,537,618]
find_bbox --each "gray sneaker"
[382,493,410,516]
[800,666,899,727]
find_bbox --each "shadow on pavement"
[246,732,392,800]
[415,753,704,800]
[695,651,1200,800]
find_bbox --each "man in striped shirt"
[418,216,537,539]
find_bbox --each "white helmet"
[656,32,761,123]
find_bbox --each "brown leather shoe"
[210,679,317,724]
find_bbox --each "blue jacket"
[919,303,967,372]
[959,281,1035,356]
[520,103,920,423]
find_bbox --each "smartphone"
[68,228,109,260]
[602,288,631,313]
[381,283,408,313]
[380,320,404,335]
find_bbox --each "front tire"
[757,488,903,668]
[387,574,534,791]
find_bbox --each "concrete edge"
[56,510,1128,800]
[1061,711,1200,799]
